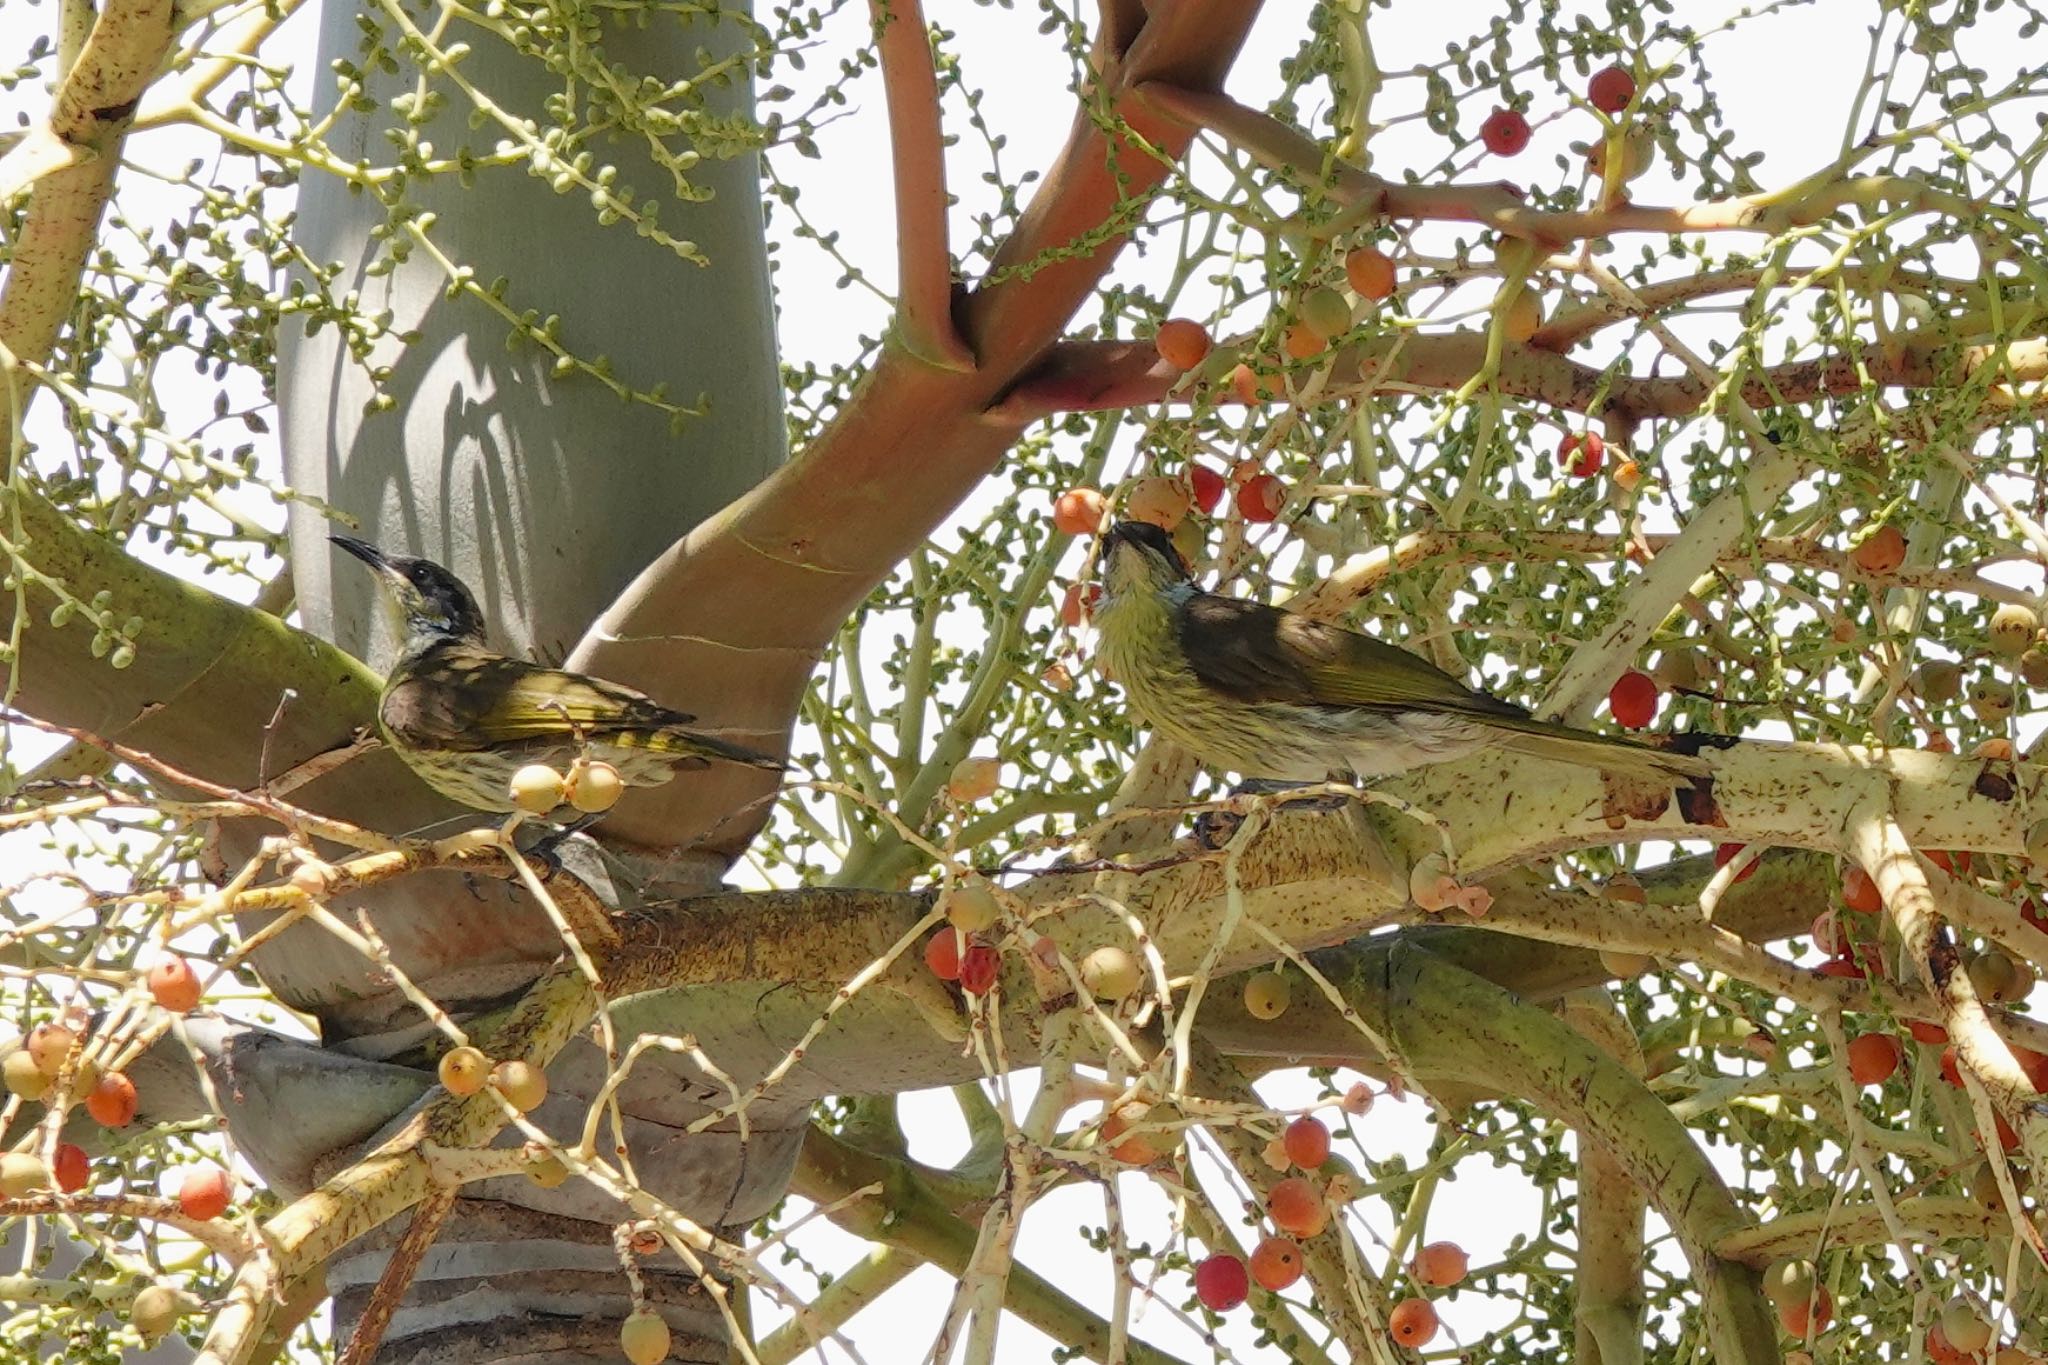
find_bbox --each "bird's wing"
[382,647,687,753]
[1176,593,1528,719]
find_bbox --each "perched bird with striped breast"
[1091,520,1707,786]
[332,536,782,815]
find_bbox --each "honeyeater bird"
[332,536,782,813]
[1092,520,1707,785]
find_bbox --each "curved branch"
[1375,942,1780,1363]
[564,0,1268,864]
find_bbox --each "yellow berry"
[528,1151,569,1188]
[943,879,1002,934]
[491,1060,548,1113]
[568,760,624,814]
[1502,290,1542,342]
[508,764,565,815]
[1990,603,2039,657]
[1243,970,1291,1020]
[131,1285,183,1343]
[620,1308,671,1365]
[438,1046,489,1096]
[3,1051,49,1100]
[0,1152,50,1198]
[1079,946,1142,1001]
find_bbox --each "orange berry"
[438,1045,489,1096]
[1502,290,1542,342]
[85,1071,137,1127]
[1267,1175,1327,1238]
[1345,246,1396,300]
[147,958,203,1014]
[1845,1033,1902,1086]
[490,1059,548,1113]
[26,1023,77,1077]
[1778,1284,1833,1337]
[177,1167,232,1221]
[1389,1296,1440,1347]
[1851,524,1906,574]
[1101,1102,1163,1165]
[1411,1240,1469,1287]
[1248,1235,1304,1291]
[945,756,1002,803]
[924,930,962,982]
[1282,1116,1331,1170]
[1283,323,1324,360]
[1229,363,1265,404]
[1058,582,1102,628]
[1053,487,1107,536]
[1155,319,1212,371]
[1841,865,1882,914]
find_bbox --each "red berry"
[1282,1116,1331,1170]
[1846,1033,1902,1086]
[1187,464,1226,514]
[177,1167,232,1221]
[1588,65,1636,113]
[1558,431,1605,478]
[1479,107,1532,156]
[1607,670,1659,728]
[1389,1296,1440,1347]
[1155,319,1212,371]
[1236,473,1286,523]
[51,1143,88,1194]
[958,943,1000,995]
[1192,1252,1249,1312]
[1817,954,1865,979]
[1841,865,1882,915]
[1940,1046,1963,1089]
[1906,1019,1948,1046]
[1248,1235,1304,1291]
[1714,843,1757,884]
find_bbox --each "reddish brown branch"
[569,2,1268,860]
[1002,331,2048,424]
[872,0,973,371]
[335,1188,457,1365]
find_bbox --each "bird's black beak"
[1100,519,1189,578]
[330,535,389,571]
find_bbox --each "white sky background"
[4,0,2048,1361]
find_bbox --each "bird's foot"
[513,812,605,878]
[1193,778,1357,847]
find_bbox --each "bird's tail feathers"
[1491,717,1710,783]
[626,725,786,771]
